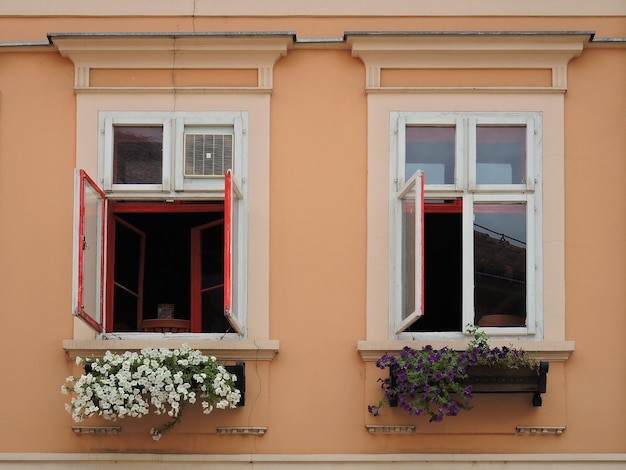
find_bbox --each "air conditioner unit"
[184,133,233,177]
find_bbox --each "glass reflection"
[113,126,163,184]
[401,199,416,319]
[476,126,526,185]
[474,203,526,325]
[405,126,455,184]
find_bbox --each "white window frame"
[73,110,249,338]
[99,111,245,197]
[391,111,542,338]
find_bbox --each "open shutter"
[224,170,245,335]
[395,170,425,334]
[74,169,106,332]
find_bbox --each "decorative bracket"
[72,426,121,435]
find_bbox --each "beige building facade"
[0,1,624,468]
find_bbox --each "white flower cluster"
[62,344,241,440]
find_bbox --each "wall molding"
[49,32,294,92]
[1,453,625,468]
[347,32,592,92]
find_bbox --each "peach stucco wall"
[562,47,626,451]
[0,6,625,463]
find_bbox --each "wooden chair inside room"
[140,319,191,333]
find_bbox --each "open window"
[74,169,244,335]
[392,112,541,337]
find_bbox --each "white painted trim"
[357,339,575,362]
[62,338,279,361]
[100,110,246,196]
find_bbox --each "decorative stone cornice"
[346,31,592,92]
[48,32,295,92]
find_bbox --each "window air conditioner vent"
[184,133,233,177]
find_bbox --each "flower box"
[463,361,548,406]
[369,326,549,422]
[63,345,244,440]
[387,361,548,410]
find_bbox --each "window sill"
[357,339,575,362]
[63,338,279,361]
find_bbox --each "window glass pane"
[401,199,416,320]
[406,126,455,184]
[113,126,163,184]
[81,182,103,325]
[476,126,526,185]
[474,203,526,326]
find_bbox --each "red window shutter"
[76,169,106,333]
[223,170,244,334]
[224,170,233,319]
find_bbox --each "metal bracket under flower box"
[84,360,246,406]
[389,361,549,409]
[226,362,245,406]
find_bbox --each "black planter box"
[389,361,549,408]
[463,361,549,406]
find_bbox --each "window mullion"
[526,116,536,191]
[162,117,173,192]
[397,117,407,184]
[526,193,536,334]
[467,117,477,191]
[461,192,475,332]
[174,116,184,191]
[102,116,114,191]
[234,116,244,177]
[456,116,466,191]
